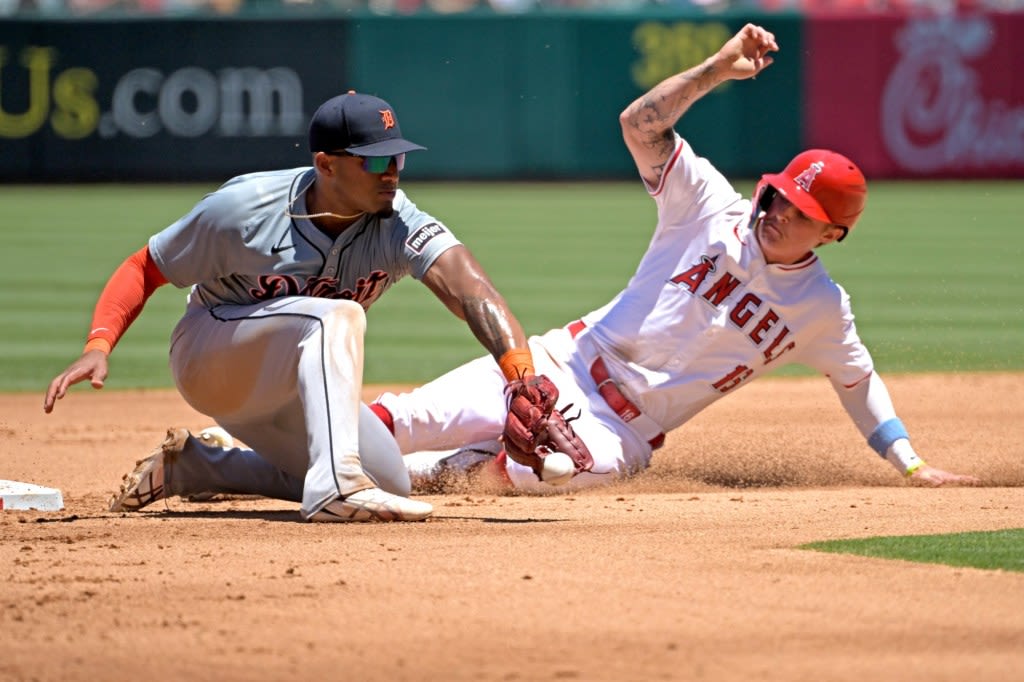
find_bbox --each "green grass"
[4,179,1022,392]
[817,181,1024,374]
[802,528,1024,573]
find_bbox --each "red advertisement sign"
[806,14,1024,178]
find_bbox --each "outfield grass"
[802,528,1024,573]
[4,180,1022,393]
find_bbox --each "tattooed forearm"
[625,63,719,140]
[619,48,731,182]
[463,294,523,357]
[619,25,777,183]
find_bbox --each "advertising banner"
[349,15,802,179]
[805,13,1024,178]
[1,14,803,182]
[0,20,350,181]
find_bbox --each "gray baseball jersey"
[150,167,459,309]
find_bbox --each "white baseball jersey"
[381,136,905,491]
[573,137,873,433]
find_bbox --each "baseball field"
[2,181,1022,680]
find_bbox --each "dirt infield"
[2,373,1022,681]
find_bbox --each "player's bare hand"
[909,464,980,487]
[716,23,778,81]
[43,350,109,414]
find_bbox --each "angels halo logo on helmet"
[754,149,868,241]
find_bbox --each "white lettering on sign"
[881,17,1024,172]
[101,65,305,139]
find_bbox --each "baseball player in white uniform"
[370,24,980,492]
[44,91,545,521]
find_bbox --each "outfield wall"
[1,12,1021,181]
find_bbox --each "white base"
[0,479,65,511]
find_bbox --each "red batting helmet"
[755,149,867,240]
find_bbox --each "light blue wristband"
[867,418,909,456]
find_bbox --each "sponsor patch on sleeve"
[405,222,447,254]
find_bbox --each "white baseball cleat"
[185,426,237,503]
[109,427,189,512]
[197,426,234,449]
[308,488,433,522]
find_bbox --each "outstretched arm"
[422,245,593,486]
[834,372,980,487]
[421,245,534,381]
[619,23,778,186]
[44,245,169,413]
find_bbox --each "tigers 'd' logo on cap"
[793,161,824,192]
[379,109,396,129]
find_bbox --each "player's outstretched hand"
[44,350,109,414]
[716,23,779,81]
[909,464,980,487]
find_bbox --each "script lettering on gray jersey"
[249,271,389,305]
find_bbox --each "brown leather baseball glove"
[502,374,594,481]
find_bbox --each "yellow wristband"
[905,461,924,477]
[497,348,534,382]
[84,338,112,355]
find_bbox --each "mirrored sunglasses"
[327,151,405,173]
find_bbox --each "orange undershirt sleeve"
[83,245,169,355]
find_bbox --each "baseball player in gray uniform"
[43,91,544,521]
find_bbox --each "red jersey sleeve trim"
[85,245,169,354]
[649,141,685,198]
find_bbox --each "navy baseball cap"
[308,91,426,156]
